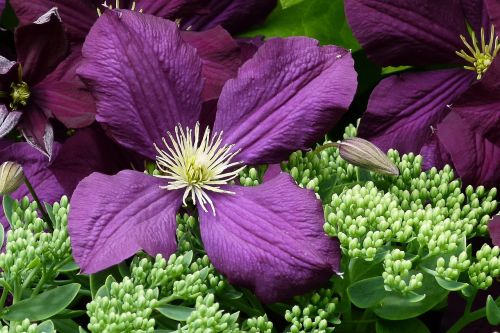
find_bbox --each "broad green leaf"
[348,254,385,283]
[52,309,86,319]
[52,319,82,333]
[58,260,80,272]
[2,195,14,227]
[435,276,468,291]
[90,266,120,298]
[376,318,430,333]
[44,203,56,226]
[347,277,387,308]
[280,0,304,9]
[374,272,448,320]
[34,320,56,333]
[3,284,80,321]
[486,295,500,326]
[157,305,195,322]
[241,0,360,50]
[79,327,89,333]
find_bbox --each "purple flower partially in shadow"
[69,10,357,303]
[0,8,95,159]
[0,126,129,228]
[489,215,500,246]
[345,0,500,187]
[10,0,276,41]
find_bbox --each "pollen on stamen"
[456,25,500,80]
[153,123,246,215]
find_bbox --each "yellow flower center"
[9,81,30,110]
[456,25,500,80]
[154,123,245,215]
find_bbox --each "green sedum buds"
[382,249,423,294]
[243,315,273,333]
[0,319,55,333]
[436,251,471,281]
[0,161,24,195]
[178,294,241,333]
[468,244,500,289]
[87,277,158,333]
[336,138,399,177]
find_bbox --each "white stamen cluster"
[97,0,143,16]
[154,123,245,215]
[456,25,500,80]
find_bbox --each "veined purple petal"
[78,11,203,159]
[14,8,69,85]
[461,0,488,33]
[358,69,474,154]
[181,26,241,102]
[0,56,18,93]
[437,112,500,188]
[69,170,182,274]
[452,56,500,146]
[198,174,340,303]
[0,105,21,138]
[344,0,467,66]
[20,107,54,160]
[10,0,97,42]
[420,135,453,171]
[489,216,500,246]
[181,0,277,34]
[486,0,500,29]
[215,37,357,165]
[134,0,204,19]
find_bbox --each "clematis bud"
[0,161,24,195]
[338,138,399,176]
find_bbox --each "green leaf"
[90,266,120,297]
[52,309,86,319]
[280,0,304,9]
[2,195,14,227]
[347,277,387,308]
[3,284,81,321]
[78,327,89,333]
[44,203,57,226]
[241,0,360,50]
[34,320,56,333]
[374,272,448,320]
[348,252,386,283]
[435,276,468,291]
[486,295,500,326]
[0,223,4,249]
[58,260,80,272]
[157,305,195,322]
[376,318,430,333]
[52,319,82,333]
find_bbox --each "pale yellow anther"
[456,25,500,80]
[154,123,245,215]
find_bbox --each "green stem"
[0,287,8,310]
[24,177,52,229]
[446,296,500,333]
[32,271,49,296]
[156,295,181,307]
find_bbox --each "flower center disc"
[10,81,30,110]
[154,123,245,215]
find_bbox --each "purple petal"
[344,0,467,66]
[0,105,21,138]
[135,0,204,19]
[436,112,500,188]
[214,37,357,164]
[451,57,500,146]
[15,8,69,85]
[358,69,473,154]
[78,11,203,159]
[420,134,453,171]
[181,26,241,102]
[69,170,182,274]
[10,0,97,42]
[488,216,500,246]
[0,57,19,93]
[181,0,277,34]
[486,0,500,29]
[198,173,340,303]
[461,0,488,33]
[20,107,54,160]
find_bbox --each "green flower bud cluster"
[131,251,224,302]
[176,213,201,252]
[87,277,158,333]
[178,294,240,333]
[284,287,339,333]
[282,124,360,193]
[0,319,55,333]
[468,244,500,289]
[242,315,273,333]
[0,196,71,288]
[324,151,497,260]
[239,165,268,187]
[382,249,423,294]
[435,251,471,281]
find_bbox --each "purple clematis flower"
[0,8,95,159]
[69,10,357,302]
[0,125,129,228]
[345,0,500,187]
[10,0,277,40]
[489,215,500,246]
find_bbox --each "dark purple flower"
[10,0,276,40]
[489,215,500,246]
[0,9,96,159]
[69,11,357,302]
[346,0,500,187]
[0,125,129,228]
